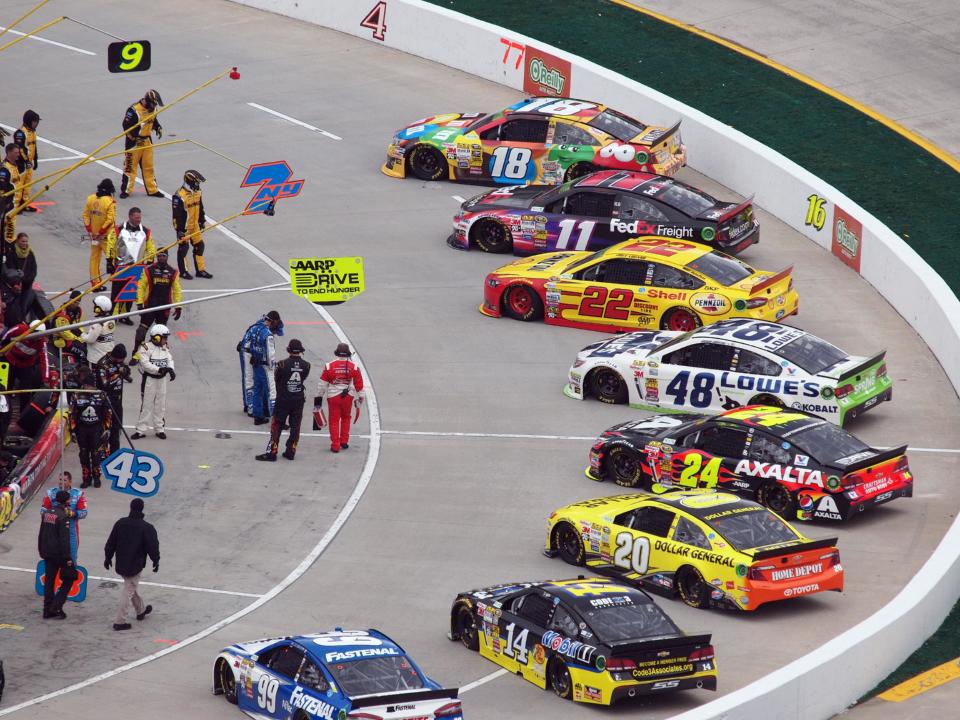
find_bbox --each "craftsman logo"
[241,160,305,215]
[523,47,572,97]
[831,204,863,273]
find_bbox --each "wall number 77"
[361,2,388,41]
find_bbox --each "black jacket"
[38,506,72,560]
[4,247,37,291]
[104,510,160,577]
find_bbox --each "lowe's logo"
[241,160,305,214]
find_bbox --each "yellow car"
[545,491,843,611]
[480,236,798,332]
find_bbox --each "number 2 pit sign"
[290,257,365,304]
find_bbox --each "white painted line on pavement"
[0,25,96,55]
[247,102,342,140]
[0,566,261,598]
[460,668,508,693]
[452,194,466,203]
[39,155,86,162]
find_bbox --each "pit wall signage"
[831,204,863,273]
[524,46,572,97]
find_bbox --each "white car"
[563,318,892,426]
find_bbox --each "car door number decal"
[614,532,650,574]
[665,370,715,408]
[678,453,721,488]
[490,146,532,180]
[257,675,279,714]
[555,219,596,250]
[578,286,633,320]
[502,622,529,664]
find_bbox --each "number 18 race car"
[213,630,462,719]
[449,577,716,705]
[383,97,686,185]
[564,318,892,426]
[585,406,912,521]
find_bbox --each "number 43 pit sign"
[290,257,365,304]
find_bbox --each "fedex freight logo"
[241,161,305,215]
[831,204,863,273]
[524,47,572,98]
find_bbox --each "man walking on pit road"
[256,339,311,462]
[104,498,160,631]
[315,343,364,453]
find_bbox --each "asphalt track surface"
[0,1,958,718]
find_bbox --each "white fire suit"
[135,342,174,433]
[80,319,117,365]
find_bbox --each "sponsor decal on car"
[783,583,820,597]
[691,292,731,315]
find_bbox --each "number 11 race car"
[213,630,463,719]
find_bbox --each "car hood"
[395,113,482,142]
[489,251,588,278]
[580,330,682,359]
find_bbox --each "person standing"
[39,489,77,620]
[238,311,283,424]
[1,143,22,247]
[120,90,164,199]
[52,290,86,364]
[70,367,111,489]
[12,110,40,212]
[131,324,175,440]
[2,319,50,412]
[131,249,181,363]
[40,471,88,561]
[103,498,160,631]
[79,295,117,366]
[315,343,364,453]
[5,232,38,291]
[256,339,311,462]
[82,179,117,288]
[107,206,155,323]
[172,170,211,279]
[95,344,130,456]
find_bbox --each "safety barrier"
[231,1,960,717]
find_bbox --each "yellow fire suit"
[1,160,21,246]
[82,194,117,286]
[172,186,207,274]
[13,124,38,207]
[121,101,161,195]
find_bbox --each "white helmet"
[29,319,46,332]
[149,324,170,344]
[93,295,112,315]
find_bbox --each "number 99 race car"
[564,318,892,425]
[449,577,716,705]
[213,629,463,719]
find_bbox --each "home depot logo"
[831,204,863,273]
[524,47,572,97]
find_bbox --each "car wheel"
[456,605,480,651]
[549,658,573,699]
[606,445,645,488]
[217,659,238,704]
[502,284,544,321]
[408,144,447,181]
[677,566,711,609]
[661,307,702,332]
[554,522,585,566]
[472,219,513,253]
[590,368,627,404]
[758,481,796,518]
[750,394,784,408]
[563,162,595,183]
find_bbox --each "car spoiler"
[750,537,838,561]
[633,120,682,147]
[748,265,793,296]
[703,196,754,224]
[838,445,909,473]
[836,350,886,383]
[350,687,459,710]
[607,633,712,656]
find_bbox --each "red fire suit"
[316,359,364,451]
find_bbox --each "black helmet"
[143,89,163,110]
[334,343,352,357]
[183,169,205,191]
[23,109,40,127]
[111,344,128,360]
[97,178,116,196]
[287,339,305,354]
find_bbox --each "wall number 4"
[361,2,387,41]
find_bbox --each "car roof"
[643,490,767,521]
[713,406,827,436]
[540,577,654,610]
[685,318,811,353]
[602,237,712,265]
[572,169,662,191]
[504,97,608,121]
[297,630,406,665]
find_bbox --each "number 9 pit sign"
[290,257,365,304]
[100,448,163,498]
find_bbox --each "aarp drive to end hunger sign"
[289,257,365,304]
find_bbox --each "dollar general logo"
[290,257,365,304]
[241,161,305,215]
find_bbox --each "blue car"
[213,629,463,719]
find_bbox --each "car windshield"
[792,422,869,463]
[564,245,616,275]
[464,113,496,131]
[657,183,716,216]
[587,109,647,141]
[580,600,679,643]
[685,251,753,286]
[773,335,849,374]
[704,508,798,551]
[326,655,424,697]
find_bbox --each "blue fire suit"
[239,317,282,419]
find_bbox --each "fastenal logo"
[529,57,566,94]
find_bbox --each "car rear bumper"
[607,671,717,703]
[719,228,759,254]
[839,385,893,425]
[844,481,912,518]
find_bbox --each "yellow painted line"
[608,0,960,173]
[878,657,960,702]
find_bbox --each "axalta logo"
[289,686,337,719]
[528,57,566,94]
[324,647,399,662]
[733,459,825,488]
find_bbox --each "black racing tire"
[554,522,585,566]
[502,284,544,321]
[757,481,796,519]
[589,368,627,404]
[676,566,711,609]
[549,657,573,700]
[605,445,645,488]
[456,605,480,651]
[217,659,238,704]
[471,218,513,253]
[408,144,447,181]
[660,306,703,332]
[749,394,785,408]
[563,162,596,183]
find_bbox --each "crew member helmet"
[149,324,170,345]
[97,178,116,196]
[143,89,163,109]
[93,295,113,315]
[183,169,205,191]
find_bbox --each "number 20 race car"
[449,170,758,255]
[383,97,686,185]
[213,630,462,719]
[545,492,844,611]
[564,318,892,425]
[585,407,913,521]
[449,578,716,705]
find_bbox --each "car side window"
[478,121,502,141]
[499,118,549,143]
[672,516,711,549]
[644,262,703,290]
[749,431,793,465]
[267,644,305,679]
[549,605,580,638]
[632,506,675,538]
[593,259,648,285]
[514,592,556,627]
[618,194,669,221]
[553,122,598,146]
[663,342,735,371]
[565,191,616,217]
[736,348,783,376]
[299,659,329,693]
[698,425,749,457]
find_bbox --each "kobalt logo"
[835,218,859,258]
[528,58,566,94]
[289,686,336,719]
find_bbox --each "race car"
[383,97,686,185]
[545,491,844,611]
[213,629,463,719]
[584,406,912,521]
[563,318,892,425]
[480,237,797,332]
[449,577,715,705]
[449,170,758,255]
